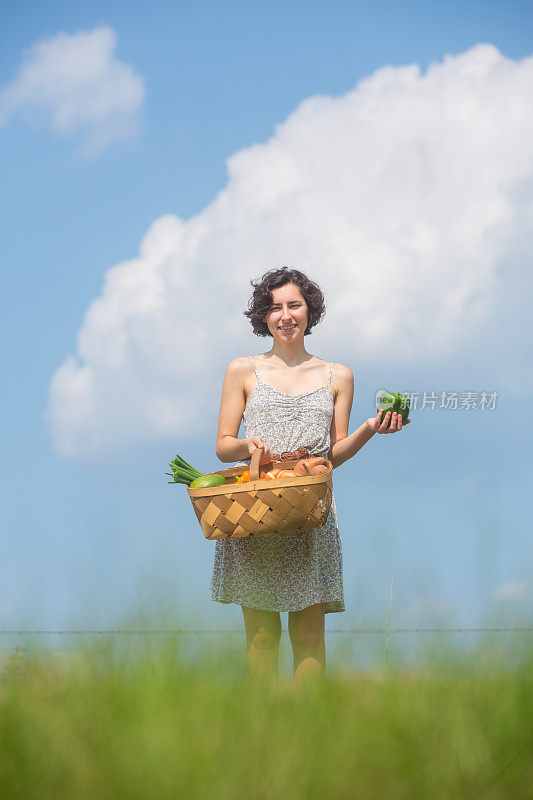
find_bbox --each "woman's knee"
[288,605,325,651]
[250,625,281,651]
[289,627,324,652]
[242,607,282,650]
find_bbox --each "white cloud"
[46,44,533,456]
[0,25,145,156]
[493,580,529,603]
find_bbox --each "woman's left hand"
[366,410,411,434]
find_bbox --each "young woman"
[211,267,410,686]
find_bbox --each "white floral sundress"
[210,356,345,614]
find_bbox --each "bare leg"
[288,602,326,687]
[241,606,282,685]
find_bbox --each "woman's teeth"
[280,325,296,331]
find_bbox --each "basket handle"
[250,446,263,480]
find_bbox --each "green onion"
[166,453,204,486]
[172,467,198,482]
[170,456,201,476]
[172,454,202,476]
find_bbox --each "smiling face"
[263,283,309,339]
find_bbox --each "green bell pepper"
[376,390,410,429]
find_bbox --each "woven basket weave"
[187,447,333,540]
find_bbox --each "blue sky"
[1,0,532,646]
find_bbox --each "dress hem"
[211,594,345,614]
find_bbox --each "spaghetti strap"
[249,355,262,383]
[328,361,333,387]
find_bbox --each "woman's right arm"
[215,358,272,463]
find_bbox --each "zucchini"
[189,474,226,489]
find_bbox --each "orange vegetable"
[293,461,308,476]
[294,457,327,475]
[310,464,329,475]
[234,462,327,483]
[257,470,280,480]
[306,457,327,468]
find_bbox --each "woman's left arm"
[328,365,410,469]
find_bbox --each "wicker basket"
[187,447,333,540]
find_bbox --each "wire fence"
[1,627,531,635]
[3,628,531,670]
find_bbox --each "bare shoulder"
[222,356,253,397]
[331,362,354,399]
[225,356,251,376]
[333,362,354,380]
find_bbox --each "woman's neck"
[263,341,313,368]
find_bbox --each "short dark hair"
[243,266,326,337]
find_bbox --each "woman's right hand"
[245,436,272,464]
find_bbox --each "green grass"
[1,636,531,800]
